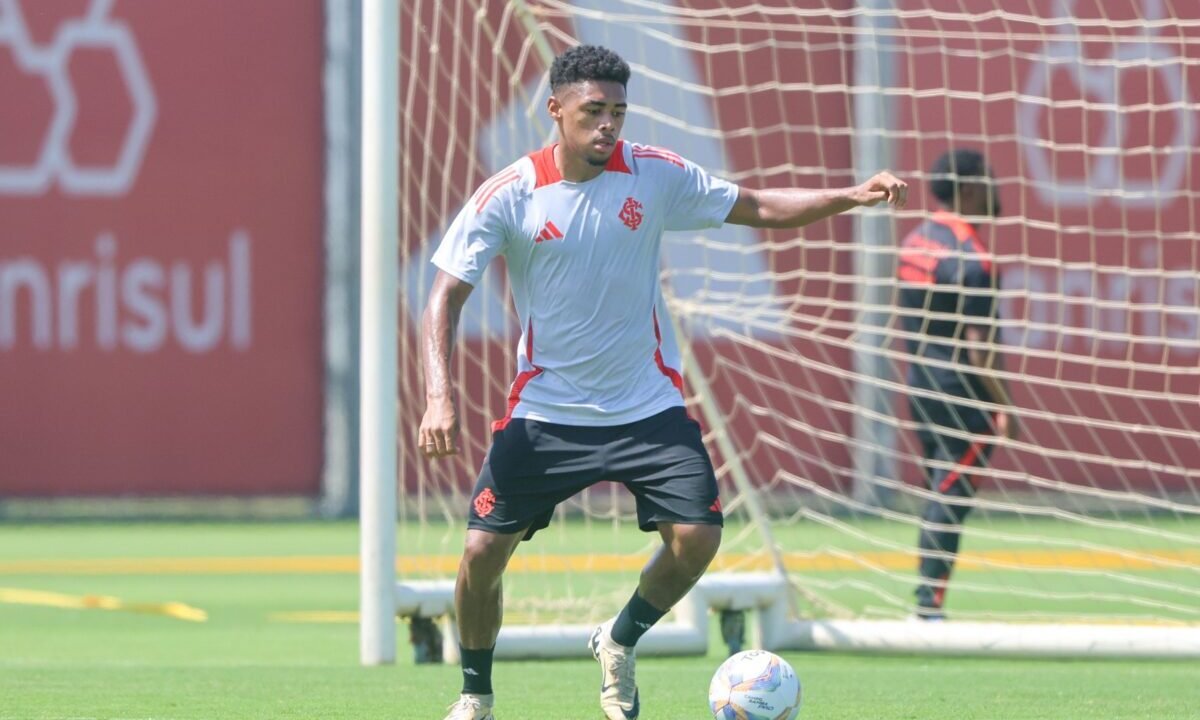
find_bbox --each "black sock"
[610,589,667,648]
[917,494,972,610]
[460,645,494,695]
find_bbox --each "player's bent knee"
[460,529,521,576]
[673,524,722,574]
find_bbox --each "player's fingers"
[435,427,458,457]
[876,174,902,205]
[894,180,908,207]
[423,426,446,459]
[429,429,447,458]
[862,190,888,206]
[417,428,433,459]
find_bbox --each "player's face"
[961,174,1001,218]
[550,81,628,167]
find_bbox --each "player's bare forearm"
[419,271,473,458]
[971,352,1013,407]
[421,293,458,403]
[725,171,907,229]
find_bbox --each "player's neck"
[555,144,606,184]
[936,207,978,229]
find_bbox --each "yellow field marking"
[0,556,358,575]
[270,610,361,623]
[0,587,207,622]
[0,549,1197,576]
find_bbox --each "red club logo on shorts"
[473,488,497,518]
[709,497,722,513]
[619,196,644,231]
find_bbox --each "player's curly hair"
[549,45,631,92]
[929,148,989,205]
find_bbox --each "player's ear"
[547,94,563,122]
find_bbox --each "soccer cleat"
[910,608,947,622]
[590,619,640,720]
[442,693,495,720]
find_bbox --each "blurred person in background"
[895,148,1016,621]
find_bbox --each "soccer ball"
[708,650,802,720]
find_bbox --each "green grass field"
[1,521,1197,719]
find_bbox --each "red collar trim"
[932,210,986,251]
[604,140,631,174]
[527,141,631,188]
[529,145,562,188]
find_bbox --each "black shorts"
[467,406,723,540]
[909,393,994,435]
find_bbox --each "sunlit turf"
[0,521,1196,719]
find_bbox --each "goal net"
[392,0,1200,656]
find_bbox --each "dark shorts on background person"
[908,389,994,437]
[909,396,996,495]
[467,406,723,540]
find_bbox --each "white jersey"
[432,141,739,428]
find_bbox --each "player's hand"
[418,397,460,459]
[995,410,1019,441]
[854,171,907,209]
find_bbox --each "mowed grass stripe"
[2,548,1198,575]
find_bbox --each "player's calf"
[638,523,722,611]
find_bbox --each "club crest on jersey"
[619,196,644,231]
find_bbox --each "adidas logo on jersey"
[535,219,564,243]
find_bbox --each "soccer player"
[421,45,907,720]
[896,148,1016,621]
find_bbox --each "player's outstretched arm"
[725,171,907,229]
[418,270,474,459]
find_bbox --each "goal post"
[374,0,1200,664]
[359,0,399,667]
[850,0,900,508]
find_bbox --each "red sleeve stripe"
[632,149,685,169]
[474,169,521,213]
[475,168,519,199]
[898,264,934,284]
[632,144,683,161]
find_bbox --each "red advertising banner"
[0,0,324,496]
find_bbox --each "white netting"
[399,0,1200,629]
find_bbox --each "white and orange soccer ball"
[708,650,802,720]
